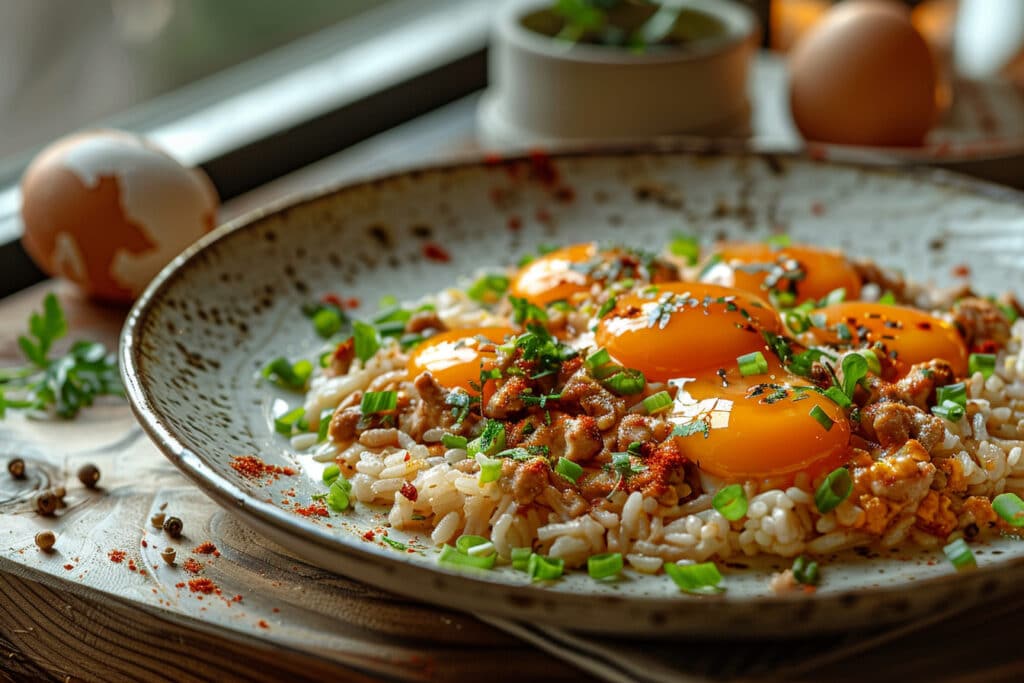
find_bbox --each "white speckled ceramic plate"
[122,146,1024,636]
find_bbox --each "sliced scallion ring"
[968,353,996,379]
[936,382,967,409]
[664,561,724,594]
[814,467,852,514]
[511,547,532,571]
[438,544,496,571]
[737,351,769,377]
[932,399,965,422]
[441,434,468,450]
[809,405,834,431]
[554,457,583,484]
[642,390,673,415]
[527,553,564,581]
[712,484,748,521]
[477,454,502,485]
[360,390,397,416]
[942,538,976,571]
[321,464,341,486]
[992,493,1024,527]
[587,552,624,580]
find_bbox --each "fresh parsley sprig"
[0,294,122,418]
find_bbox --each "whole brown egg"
[20,130,219,302]
[788,1,939,147]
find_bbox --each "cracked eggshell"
[20,130,219,302]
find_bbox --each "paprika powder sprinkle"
[108,549,126,564]
[230,455,296,481]
[183,558,203,574]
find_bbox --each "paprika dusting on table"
[230,455,296,481]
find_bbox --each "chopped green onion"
[932,399,965,422]
[668,233,700,265]
[468,420,506,456]
[857,349,881,375]
[373,306,411,326]
[814,467,852,513]
[585,348,611,370]
[312,307,343,338]
[809,405,834,431]
[791,555,820,586]
[527,553,564,582]
[601,368,646,395]
[596,296,617,319]
[969,353,996,379]
[992,493,1024,527]
[737,351,768,377]
[352,321,380,363]
[274,407,305,436]
[664,561,724,594]
[712,484,748,521]
[379,294,399,309]
[841,352,868,398]
[442,434,468,450]
[878,291,896,305]
[554,457,583,484]
[642,390,673,415]
[943,538,976,571]
[936,382,967,409]
[382,536,406,551]
[765,233,791,249]
[317,408,334,441]
[587,552,624,580]
[466,274,510,303]
[997,302,1019,323]
[824,386,852,408]
[438,544,496,570]
[455,534,493,556]
[262,357,313,391]
[327,477,351,512]
[511,547,532,571]
[322,464,341,486]
[477,453,502,485]
[360,390,397,416]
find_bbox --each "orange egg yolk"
[669,376,850,480]
[800,302,968,377]
[595,282,783,382]
[700,243,862,304]
[510,243,598,306]
[407,327,517,393]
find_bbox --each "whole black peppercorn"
[77,463,100,489]
[7,458,25,480]
[163,516,183,539]
[34,490,58,516]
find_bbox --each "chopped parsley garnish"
[468,420,506,456]
[510,296,548,325]
[672,419,710,439]
[606,451,647,495]
[840,352,869,398]
[445,389,477,426]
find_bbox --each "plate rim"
[120,143,1024,631]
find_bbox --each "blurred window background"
[0,0,389,159]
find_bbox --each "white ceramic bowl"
[479,0,759,148]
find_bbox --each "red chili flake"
[232,594,243,603]
[952,264,971,278]
[403,452,411,462]
[272,607,280,613]
[346,297,360,309]
[108,550,126,564]
[422,242,451,263]
[230,455,296,481]
[321,293,345,309]
[141,540,148,548]
[506,215,522,231]
[811,201,826,216]
[362,530,376,541]
[183,558,203,574]
[127,559,138,572]
[193,541,218,555]
[63,564,74,571]
[188,578,219,595]
[399,482,418,502]
[293,502,329,517]
[974,339,999,354]
[175,582,186,589]
[139,569,147,577]
[258,620,270,629]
